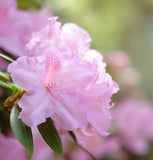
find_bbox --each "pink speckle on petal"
[44,53,62,89]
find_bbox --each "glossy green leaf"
[10,105,33,158]
[0,80,11,89]
[0,80,23,91]
[38,118,62,156]
[68,131,77,143]
[0,71,10,82]
[16,0,44,10]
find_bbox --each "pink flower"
[114,99,153,155]
[0,132,27,160]
[0,0,51,57]
[8,54,95,129]
[74,130,122,160]
[26,18,92,59]
[69,149,91,160]
[8,18,119,136]
[104,51,131,69]
[31,128,53,160]
[0,129,54,160]
[61,23,91,54]
[26,18,67,57]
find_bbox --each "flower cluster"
[8,17,119,137]
[1,1,153,160]
[114,99,153,154]
[0,0,50,57]
[0,129,53,160]
[0,132,26,160]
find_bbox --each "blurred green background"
[48,0,153,101]
[18,0,153,101]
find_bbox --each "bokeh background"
[46,0,153,101]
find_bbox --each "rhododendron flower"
[74,130,123,159]
[8,17,119,137]
[0,132,27,160]
[114,99,153,154]
[104,51,131,69]
[31,128,53,160]
[0,129,54,160]
[0,0,50,57]
[26,18,91,58]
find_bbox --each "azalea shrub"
[0,0,153,160]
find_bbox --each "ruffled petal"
[8,56,44,91]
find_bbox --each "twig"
[76,143,98,160]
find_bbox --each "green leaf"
[10,105,33,158]
[0,71,10,82]
[38,118,62,156]
[0,80,23,91]
[0,80,11,89]
[16,0,44,10]
[0,53,14,62]
[68,131,77,143]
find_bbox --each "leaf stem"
[28,154,31,160]
[0,80,11,89]
[0,53,14,62]
[76,143,98,160]
[68,131,98,160]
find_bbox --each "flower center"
[44,53,62,90]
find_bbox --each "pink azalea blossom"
[26,17,64,57]
[8,55,95,129]
[69,149,91,160]
[26,18,91,57]
[8,18,119,137]
[74,130,123,160]
[119,67,140,89]
[0,129,55,160]
[104,51,131,69]
[0,0,51,57]
[31,128,53,160]
[114,99,153,155]
[0,132,27,160]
